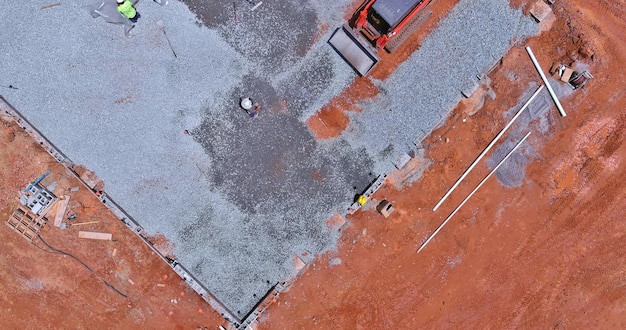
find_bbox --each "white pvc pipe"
[432,85,544,211]
[251,1,263,11]
[526,46,567,117]
[418,131,532,253]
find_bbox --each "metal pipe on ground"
[247,0,263,11]
[432,85,544,211]
[418,131,532,253]
[526,46,566,117]
[156,20,177,58]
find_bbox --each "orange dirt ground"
[1,0,625,329]
[0,122,226,327]
[265,0,626,328]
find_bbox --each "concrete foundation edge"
[0,96,244,327]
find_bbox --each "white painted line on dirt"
[419,131,532,253]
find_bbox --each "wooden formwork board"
[6,205,46,242]
[53,196,70,227]
[78,231,112,240]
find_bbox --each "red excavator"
[329,0,433,75]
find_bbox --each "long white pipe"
[418,131,532,253]
[525,46,566,117]
[251,1,263,11]
[432,86,544,211]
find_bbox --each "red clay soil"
[0,120,226,328]
[261,1,626,328]
[306,78,378,139]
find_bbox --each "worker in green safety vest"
[117,0,140,23]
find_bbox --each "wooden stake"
[433,86,544,211]
[419,131,532,253]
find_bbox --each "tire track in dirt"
[507,114,626,326]
[504,172,625,327]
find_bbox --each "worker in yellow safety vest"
[117,0,140,23]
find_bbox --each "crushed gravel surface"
[0,0,538,316]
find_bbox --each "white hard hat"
[117,0,124,4]
[240,97,253,110]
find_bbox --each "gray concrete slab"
[0,0,537,317]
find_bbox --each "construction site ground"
[0,121,225,328]
[1,0,625,328]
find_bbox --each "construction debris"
[5,173,58,241]
[376,200,395,218]
[78,168,102,190]
[529,0,553,22]
[20,171,55,215]
[293,255,306,272]
[550,63,593,89]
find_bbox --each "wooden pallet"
[5,205,47,242]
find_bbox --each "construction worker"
[117,0,140,23]
[357,195,367,206]
[240,97,261,118]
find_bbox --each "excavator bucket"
[328,25,380,76]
